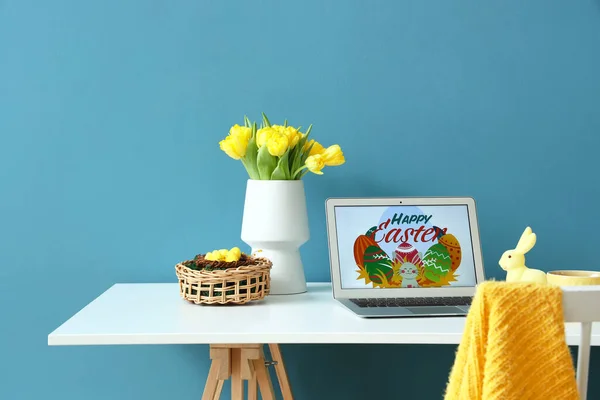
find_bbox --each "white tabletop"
[48,282,600,346]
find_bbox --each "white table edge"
[47,332,468,346]
[47,282,600,347]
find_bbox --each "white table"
[48,282,600,346]
[48,282,600,399]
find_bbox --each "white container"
[241,179,309,295]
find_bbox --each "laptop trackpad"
[406,306,464,315]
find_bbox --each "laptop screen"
[334,204,477,289]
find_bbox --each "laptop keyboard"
[350,296,473,308]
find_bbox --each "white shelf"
[48,282,600,346]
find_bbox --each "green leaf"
[283,119,288,127]
[296,133,310,154]
[290,124,313,177]
[244,115,252,128]
[271,167,286,180]
[289,152,299,178]
[304,124,313,138]
[257,145,277,180]
[261,112,271,127]
[287,145,298,171]
[300,128,315,164]
[242,136,260,180]
[301,144,313,163]
[271,149,290,180]
[290,131,312,179]
[241,159,259,180]
[292,165,307,179]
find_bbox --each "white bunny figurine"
[499,227,547,284]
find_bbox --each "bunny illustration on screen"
[499,227,547,284]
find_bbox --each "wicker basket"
[175,254,272,305]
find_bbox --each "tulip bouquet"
[219,113,345,179]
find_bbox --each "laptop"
[325,197,485,318]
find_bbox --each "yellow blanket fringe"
[444,281,579,400]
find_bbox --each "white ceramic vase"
[241,179,309,295]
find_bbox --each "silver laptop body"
[325,197,485,318]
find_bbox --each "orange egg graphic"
[438,233,462,271]
[353,235,378,269]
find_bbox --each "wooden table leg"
[214,380,224,400]
[202,359,223,400]
[203,347,231,400]
[247,374,257,400]
[268,344,294,400]
[240,346,260,400]
[202,344,290,400]
[230,348,244,400]
[253,355,275,400]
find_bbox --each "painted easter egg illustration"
[363,245,393,284]
[438,233,462,271]
[353,235,378,269]
[421,243,452,283]
[394,242,423,266]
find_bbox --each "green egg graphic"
[422,243,452,283]
[363,245,393,284]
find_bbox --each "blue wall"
[1,1,599,398]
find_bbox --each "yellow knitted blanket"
[444,281,579,400]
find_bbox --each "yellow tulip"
[229,124,252,141]
[304,139,325,156]
[322,144,345,166]
[269,125,301,148]
[305,154,325,175]
[205,251,220,261]
[284,126,301,148]
[271,125,284,134]
[218,249,229,257]
[219,133,249,160]
[266,133,289,157]
[256,127,275,147]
